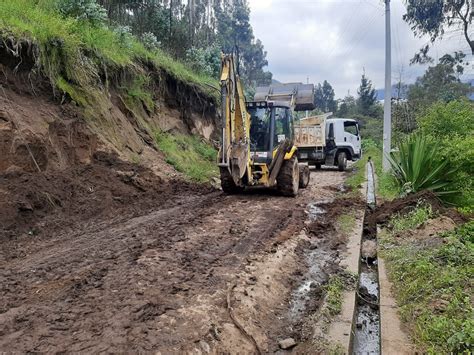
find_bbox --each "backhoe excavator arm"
[219,54,251,186]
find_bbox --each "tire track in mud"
[0,169,357,353]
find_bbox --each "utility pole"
[383,0,392,171]
[306,76,309,118]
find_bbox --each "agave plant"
[388,133,459,200]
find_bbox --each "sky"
[247,0,474,99]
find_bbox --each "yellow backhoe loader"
[218,53,315,196]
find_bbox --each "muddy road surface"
[1,168,358,353]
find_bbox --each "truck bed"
[294,115,327,148]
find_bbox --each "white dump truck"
[294,114,362,171]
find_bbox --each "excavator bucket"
[254,83,315,111]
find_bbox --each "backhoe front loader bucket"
[254,83,315,111]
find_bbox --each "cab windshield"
[249,107,271,151]
[249,106,292,152]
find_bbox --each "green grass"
[380,218,474,353]
[154,131,218,182]
[390,201,433,233]
[0,0,218,103]
[346,145,398,200]
[324,275,345,316]
[337,213,356,235]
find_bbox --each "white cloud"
[248,0,473,98]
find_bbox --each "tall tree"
[336,94,356,117]
[314,80,337,113]
[357,72,377,115]
[408,59,471,116]
[403,0,474,62]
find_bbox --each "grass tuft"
[380,217,474,353]
[154,131,218,182]
[389,201,433,233]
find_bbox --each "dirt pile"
[367,190,468,226]
[0,151,213,241]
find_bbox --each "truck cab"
[326,118,361,160]
[295,116,362,171]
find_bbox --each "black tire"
[315,163,322,170]
[299,164,310,188]
[277,157,300,197]
[337,151,347,172]
[220,168,243,194]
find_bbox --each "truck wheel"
[315,163,322,170]
[337,151,347,171]
[277,157,300,197]
[220,168,243,194]
[299,164,310,188]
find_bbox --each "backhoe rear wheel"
[220,168,244,194]
[299,164,310,188]
[277,157,300,197]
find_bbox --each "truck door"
[343,121,361,158]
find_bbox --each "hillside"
[0,0,221,236]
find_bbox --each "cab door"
[343,121,361,158]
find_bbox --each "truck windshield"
[249,107,271,151]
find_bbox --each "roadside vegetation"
[154,131,218,182]
[345,139,398,200]
[0,0,218,101]
[380,210,473,353]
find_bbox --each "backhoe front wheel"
[220,168,244,194]
[337,151,347,171]
[277,157,300,197]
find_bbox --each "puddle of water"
[306,199,333,221]
[360,271,378,297]
[289,248,332,317]
[353,304,380,354]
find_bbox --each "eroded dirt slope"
[0,168,358,353]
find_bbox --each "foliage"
[185,45,221,77]
[388,133,459,200]
[324,275,344,316]
[336,94,356,117]
[390,201,433,233]
[140,31,161,51]
[357,72,378,116]
[380,220,474,353]
[416,100,474,206]
[97,0,272,89]
[154,131,218,182]
[314,80,337,113]
[337,213,355,235]
[403,0,474,57]
[345,144,398,201]
[357,115,383,145]
[113,25,134,48]
[0,0,218,104]
[408,61,471,116]
[58,0,107,26]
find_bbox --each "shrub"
[388,133,459,200]
[185,46,221,77]
[113,25,134,49]
[58,0,107,26]
[140,32,161,51]
[417,99,474,206]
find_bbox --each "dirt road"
[0,167,359,353]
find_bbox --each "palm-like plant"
[388,133,459,200]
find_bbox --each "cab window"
[344,121,359,135]
[274,107,291,144]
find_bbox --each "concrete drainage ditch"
[350,160,381,354]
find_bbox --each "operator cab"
[247,101,293,164]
